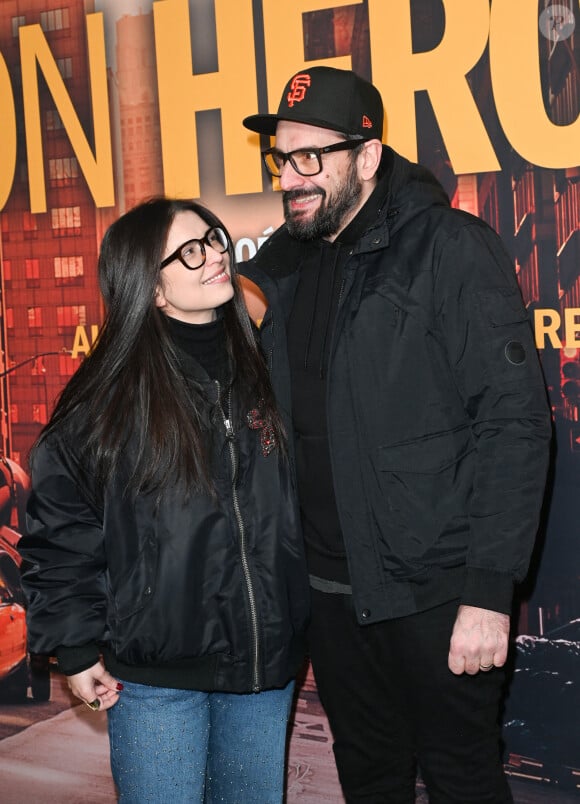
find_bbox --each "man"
[242,67,551,803]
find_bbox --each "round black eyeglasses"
[262,139,364,178]
[160,227,229,271]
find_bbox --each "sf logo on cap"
[287,74,311,107]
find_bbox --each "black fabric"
[287,241,348,582]
[164,314,229,384]
[308,590,514,804]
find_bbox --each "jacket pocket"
[112,530,159,621]
[369,427,474,571]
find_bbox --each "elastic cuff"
[56,643,100,675]
[461,567,514,614]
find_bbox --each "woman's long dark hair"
[39,198,284,499]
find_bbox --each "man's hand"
[448,604,510,676]
[67,659,123,711]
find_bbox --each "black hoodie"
[286,154,393,585]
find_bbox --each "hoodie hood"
[340,145,451,247]
[382,146,451,235]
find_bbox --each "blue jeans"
[107,680,295,803]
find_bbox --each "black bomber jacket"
[19,366,309,693]
[242,146,552,626]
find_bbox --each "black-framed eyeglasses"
[160,227,229,271]
[262,139,364,178]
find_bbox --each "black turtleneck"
[164,314,229,385]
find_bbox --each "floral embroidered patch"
[247,405,276,457]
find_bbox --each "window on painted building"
[5,309,14,329]
[49,157,79,186]
[27,307,43,329]
[23,211,38,239]
[25,258,41,285]
[40,8,71,32]
[2,260,11,282]
[51,206,81,236]
[31,357,46,376]
[11,16,25,37]
[46,109,64,130]
[54,255,84,285]
[32,404,48,425]
[58,353,77,377]
[31,357,47,386]
[56,57,73,79]
[57,304,86,334]
[9,405,18,425]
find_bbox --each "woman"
[19,198,309,803]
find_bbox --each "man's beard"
[282,158,362,241]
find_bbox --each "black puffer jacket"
[20,365,309,693]
[243,146,552,625]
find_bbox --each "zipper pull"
[223,419,234,439]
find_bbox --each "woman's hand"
[66,659,123,711]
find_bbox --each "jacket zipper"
[215,381,261,692]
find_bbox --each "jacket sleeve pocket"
[479,287,529,326]
[469,287,544,389]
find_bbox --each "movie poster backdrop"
[0,1,579,800]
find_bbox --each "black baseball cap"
[243,66,384,141]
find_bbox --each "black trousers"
[308,590,513,804]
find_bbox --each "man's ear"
[359,139,383,181]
